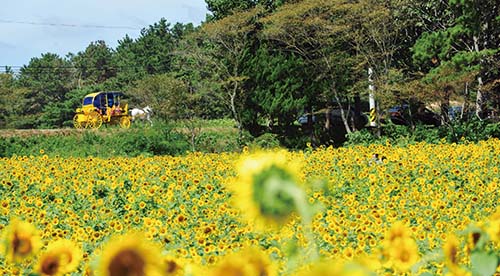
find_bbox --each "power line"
[0,19,141,30]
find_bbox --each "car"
[387,103,441,127]
[297,114,317,125]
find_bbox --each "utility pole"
[368,68,376,127]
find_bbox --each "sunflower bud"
[232,150,305,229]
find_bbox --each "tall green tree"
[18,53,74,108]
[112,21,194,90]
[336,0,416,104]
[72,40,116,87]
[112,35,147,89]
[262,0,357,134]
[16,53,75,127]
[134,19,177,75]
[130,74,189,123]
[241,44,316,134]
[205,0,284,20]
[0,74,30,128]
[187,8,262,138]
[411,0,500,119]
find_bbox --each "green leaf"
[471,251,498,276]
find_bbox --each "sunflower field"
[0,139,499,275]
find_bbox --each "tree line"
[1,0,499,146]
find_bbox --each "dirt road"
[0,128,87,138]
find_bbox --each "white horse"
[130,106,153,126]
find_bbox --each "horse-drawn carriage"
[73,91,132,129]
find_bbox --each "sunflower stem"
[285,185,319,262]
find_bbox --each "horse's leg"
[147,114,153,126]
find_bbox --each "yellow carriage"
[73,91,131,129]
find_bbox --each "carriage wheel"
[73,114,84,129]
[119,116,131,129]
[86,112,103,129]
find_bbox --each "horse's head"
[144,106,153,114]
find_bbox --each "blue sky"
[0,0,208,68]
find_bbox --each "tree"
[184,8,262,139]
[131,74,206,151]
[134,19,177,75]
[205,0,284,20]
[261,0,358,135]
[16,53,75,127]
[130,74,189,122]
[112,21,194,90]
[18,53,74,107]
[0,74,30,128]
[241,43,317,136]
[72,40,116,87]
[411,0,500,119]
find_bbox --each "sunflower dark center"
[108,249,145,276]
[12,233,32,256]
[41,255,61,275]
[165,260,179,273]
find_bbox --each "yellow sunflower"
[36,239,82,276]
[382,221,419,273]
[293,259,373,276]
[230,150,304,230]
[384,221,412,245]
[209,246,277,276]
[443,234,460,270]
[0,218,42,263]
[485,207,500,245]
[386,237,419,273]
[162,255,186,276]
[96,232,164,276]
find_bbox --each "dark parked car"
[388,104,441,127]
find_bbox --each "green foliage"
[247,133,281,149]
[344,129,383,146]
[112,21,194,90]
[18,53,74,109]
[205,0,284,20]
[205,0,257,20]
[0,124,190,158]
[441,118,500,143]
[72,40,116,86]
[412,27,464,69]
[344,118,500,147]
[194,130,243,153]
[129,74,189,122]
[0,74,29,128]
[242,45,311,128]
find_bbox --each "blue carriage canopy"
[82,91,127,109]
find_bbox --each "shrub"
[247,133,281,149]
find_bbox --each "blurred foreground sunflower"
[162,254,190,276]
[293,259,376,276]
[209,246,277,276]
[231,150,304,230]
[443,234,460,271]
[382,221,419,273]
[36,239,82,276]
[96,232,164,276]
[485,207,500,245]
[0,218,42,263]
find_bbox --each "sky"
[0,0,209,70]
